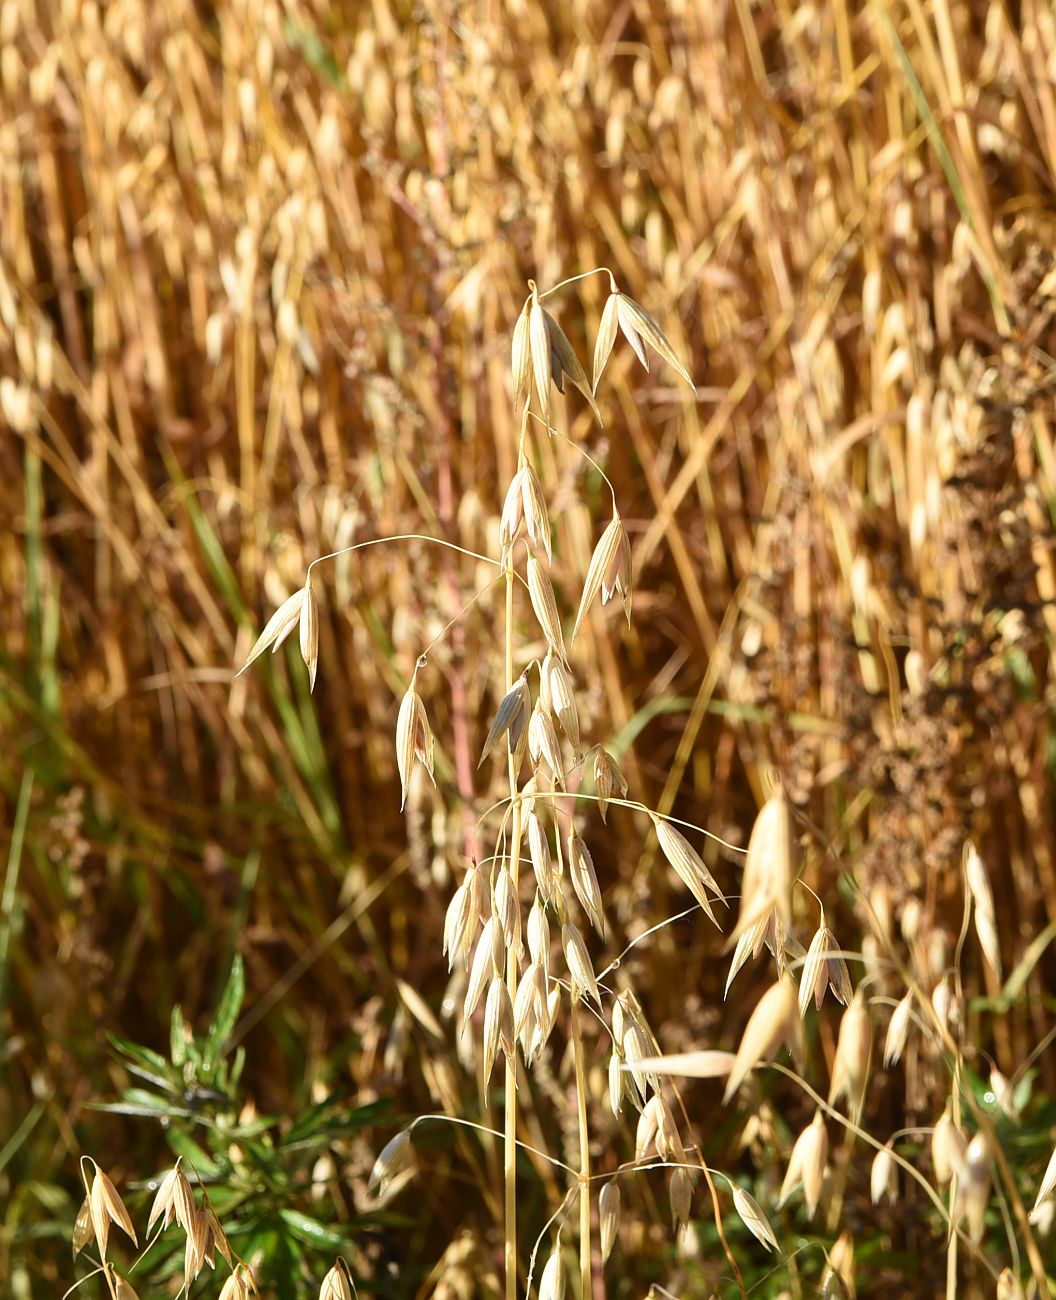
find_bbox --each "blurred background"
[3,0,1056,1295]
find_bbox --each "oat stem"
[305,533,500,581]
[503,541,520,1300]
[570,998,593,1297]
[538,267,616,299]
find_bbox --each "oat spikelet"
[599,1179,621,1261]
[368,1130,413,1197]
[828,992,871,1111]
[299,577,319,690]
[396,680,435,810]
[528,283,552,425]
[520,462,551,561]
[732,1185,778,1251]
[527,812,555,900]
[319,1258,356,1300]
[871,1146,897,1205]
[87,1164,138,1260]
[669,1166,693,1231]
[965,840,1001,978]
[723,973,802,1102]
[621,1049,735,1081]
[732,787,793,960]
[483,975,514,1085]
[528,703,565,789]
[105,1265,140,1300]
[613,292,695,387]
[464,916,503,1020]
[778,1110,828,1219]
[478,672,530,767]
[499,467,526,562]
[562,923,600,1005]
[883,992,913,1068]
[539,1240,565,1300]
[932,1104,967,1186]
[798,924,851,1016]
[236,586,306,677]
[650,814,724,927]
[592,292,620,392]
[544,308,603,422]
[219,1265,252,1300]
[571,510,631,642]
[527,556,567,664]
[568,825,605,935]
[511,299,531,407]
[952,1132,991,1243]
[542,651,580,756]
[1032,1142,1056,1217]
[593,747,627,821]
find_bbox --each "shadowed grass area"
[2,1,1056,1296]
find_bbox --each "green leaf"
[204,955,245,1071]
[278,1208,351,1252]
[282,1096,388,1147]
[108,1033,170,1075]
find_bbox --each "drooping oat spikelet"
[396,682,435,811]
[464,917,503,1020]
[443,880,475,971]
[669,1166,693,1231]
[932,1105,967,1186]
[621,1049,736,1081]
[952,1132,991,1243]
[494,866,520,955]
[1031,1142,1056,1217]
[542,651,580,756]
[299,577,319,691]
[613,292,695,387]
[778,1110,829,1219]
[732,1185,778,1251]
[500,467,526,562]
[723,974,802,1102]
[183,1204,214,1289]
[826,1231,855,1299]
[528,285,552,425]
[319,1259,356,1300]
[527,812,555,900]
[236,587,305,677]
[622,1022,657,1105]
[519,462,551,561]
[527,895,550,981]
[562,922,600,1005]
[592,291,620,392]
[527,557,567,665]
[572,511,632,642]
[511,300,532,409]
[87,1163,138,1260]
[997,1268,1027,1300]
[478,672,531,767]
[650,814,724,926]
[528,703,565,789]
[72,1196,93,1257]
[608,1049,625,1117]
[368,1130,413,1198]
[483,975,514,1086]
[635,1094,662,1160]
[539,1239,566,1300]
[729,788,793,987]
[798,924,852,1016]
[218,1265,252,1300]
[146,1163,192,1235]
[828,992,871,1111]
[599,1179,621,1261]
[104,1265,140,1300]
[989,1069,1019,1121]
[568,825,605,935]
[965,840,1002,978]
[884,992,913,1068]
[544,308,602,423]
[871,1145,897,1205]
[592,747,627,821]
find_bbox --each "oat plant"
[234,271,766,1296]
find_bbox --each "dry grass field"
[3,0,1056,1296]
